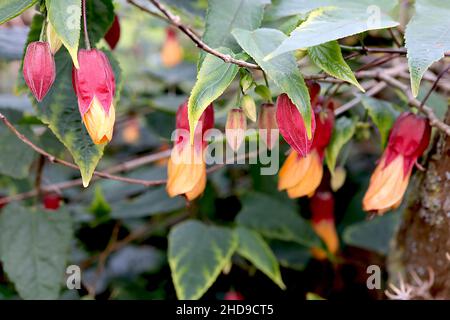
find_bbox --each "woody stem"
[82,0,91,50]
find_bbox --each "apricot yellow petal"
[286,150,323,198]
[166,144,205,199]
[363,155,410,213]
[161,38,183,67]
[313,220,339,255]
[278,151,312,190]
[82,97,115,145]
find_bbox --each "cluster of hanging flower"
[23,15,121,146]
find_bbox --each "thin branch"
[419,64,450,109]
[334,82,388,115]
[0,111,169,189]
[340,45,450,57]
[128,0,261,70]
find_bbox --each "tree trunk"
[392,110,450,299]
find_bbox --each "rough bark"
[392,110,450,299]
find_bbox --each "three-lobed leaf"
[0,203,73,299]
[308,41,364,91]
[232,28,313,138]
[168,220,238,300]
[405,0,450,97]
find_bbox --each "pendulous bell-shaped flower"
[23,41,56,102]
[226,108,247,152]
[161,27,183,68]
[72,49,116,145]
[166,101,214,201]
[276,82,321,156]
[363,112,431,214]
[278,99,334,198]
[310,190,339,260]
[258,103,278,150]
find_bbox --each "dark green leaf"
[325,116,357,174]
[168,220,237,299]
[0,126,35,179]
[0,203,73,299]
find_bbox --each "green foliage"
[0,0,38,24]
[236,192,320,247]
[236,226,285,289]
[188,47,239,141]
[405,0,450,96]
[343,212,400,255]
[265,0,398,58]
[0,126,35,179]
[308,41,364,91]
[200,0,270,64]
[325,116,357,174]
[361,97,400,147]
[233,28,313,138]
[168,220,238,299]
[46,0,81,67]
[0,203,73,299]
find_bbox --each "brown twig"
[340,45,450,57]
[419,64,450,109]
[128,0,260,70]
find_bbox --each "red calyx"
[276,93,316,157]
[310,191,335,224]
[224,291,244,300]
[43,193,61,210]
[166,27,178,41]
[311,100,335,158]
[23,41,56,102]
[175,101,214,147]
[104,15,121,50]
[72,49,116,115]
[384,112,431,175]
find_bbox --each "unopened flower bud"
[104,15,121,50]
[258,103,278,150]
[43,193,61,210]
[241,94,257,122]
[23,41,56,102]
[226,108,247,152]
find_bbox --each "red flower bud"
[72,49,116,144]
[175,101,214,148]
[104,15,121,50]
[224,291,244,300]
[226,108,247,151]
[306,81,321,106]
[43,193,61,210]
[276,93,316,157]
[311,101,335,158]
[23,41,56,102]
[258,103,278,150]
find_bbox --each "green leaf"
[111,187,185,219]
[89,186,111,219]
[405,0,450,97]
[325,116,357,174]
[343,212,400,255]
[265,0,397,21]
[0,126,35,179]
[265,1,398,58]
[308,41,364,92]
[46,0,81,68]
[361,97,400,147]
[33,48,121,187]
[236,227,285,289]
[236,192,320,247]
[270,240,311,271]
[0,0,38,24]
[0,203,73,299]
[232,28,313,138]
[168,220,238,300]
[188,47,239,142]
[200,0,270,63]
[84,0,115,44]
